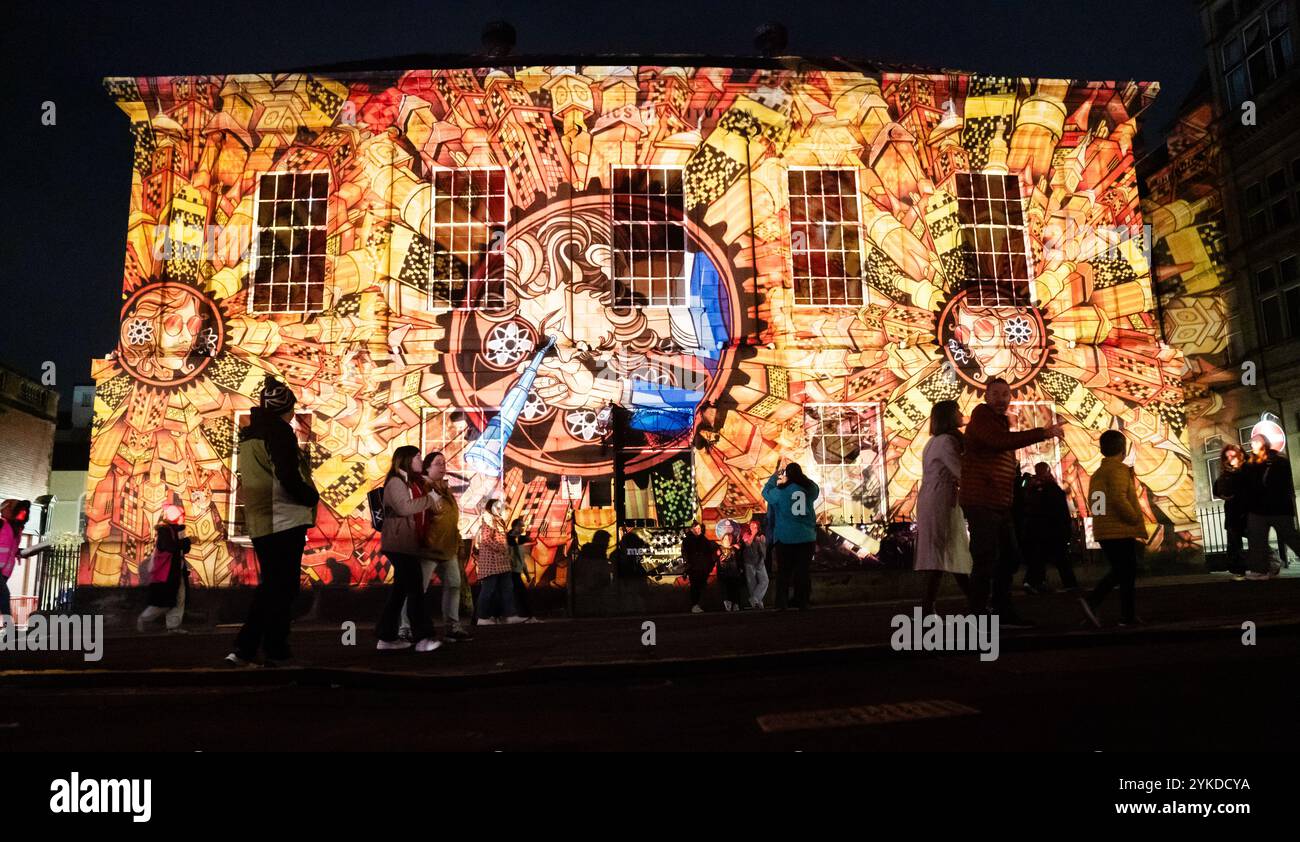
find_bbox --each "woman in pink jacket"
[1,500,48,640]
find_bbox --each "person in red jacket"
[959,378,1065,627]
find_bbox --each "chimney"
[481,20,516,57]
[754,22,788,57]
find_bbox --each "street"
[3,576,1297,751]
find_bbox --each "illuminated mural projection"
[87,66,1197,589]
[1141,84,1234,461]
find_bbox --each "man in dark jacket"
[1212,444,1248,576]
[960,379,1064,626]
[682,523,717,613]
[1023,462,1078,593]
[225,377,319,667]
[1242,435,1298,578]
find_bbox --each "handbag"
[367,486,386,531]
[147,549,174,584]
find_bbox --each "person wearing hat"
[137,504,192,633]
[225,377,319,667]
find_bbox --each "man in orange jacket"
[959,378,1065,627]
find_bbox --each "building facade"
[1143,1,1298,551]
[88,61,1197,588]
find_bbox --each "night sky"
[1,0,1206,404]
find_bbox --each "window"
[429,168,508,309]
[421,406,506,493]
[611,166,687,307]
[805,403,886,524]
[1221,1,1293,106]
[954,172,1031,305]
[1207,456,1223,499]
[252,171,329,313]
[228,409,315,540]
[788,168,864,305]
[1257,255,1300,344]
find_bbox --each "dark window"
[612,166,687,307]
[252,172,329,313]
[1258,256,1300,344]
[1222,2,1293,104]
[429,169,508,309]
[788,168,864,305]
[955,172,1031,305]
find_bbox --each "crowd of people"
[112,374,1296,663]
[914,377,1290,632]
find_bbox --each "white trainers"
[136,616,147,633]
[414,638,443,652]
[377,639,413,650]
[476,617,499,626]
[504,615,527,624]
[691,605,704,614]
[1245,571,1272,581]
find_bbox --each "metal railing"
[33,543,80,613]
[1196,494,1300,560]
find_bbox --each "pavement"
[3,573,1297,690]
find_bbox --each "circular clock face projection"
[118,282,225,388]
[936,288,1050,391]
[441,192,745,476]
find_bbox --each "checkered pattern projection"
[86,67,1201,589]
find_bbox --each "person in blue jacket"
[762,458,820,610]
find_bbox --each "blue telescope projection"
[463,334,558,479]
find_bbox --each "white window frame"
[249,169,331,315]
[786,165,867,308]
[609,164,688,308]
[804,401,887,525]
[426,165,510,312]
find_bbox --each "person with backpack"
[763,459,820,610]
[137,504,192,633]
[225,378,319,667]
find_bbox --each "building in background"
[49,384,95,536]
[88,57,1197,589]
[1144,1,1299,551]
[0,362,58,601]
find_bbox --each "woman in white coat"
[914,400,973,615]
